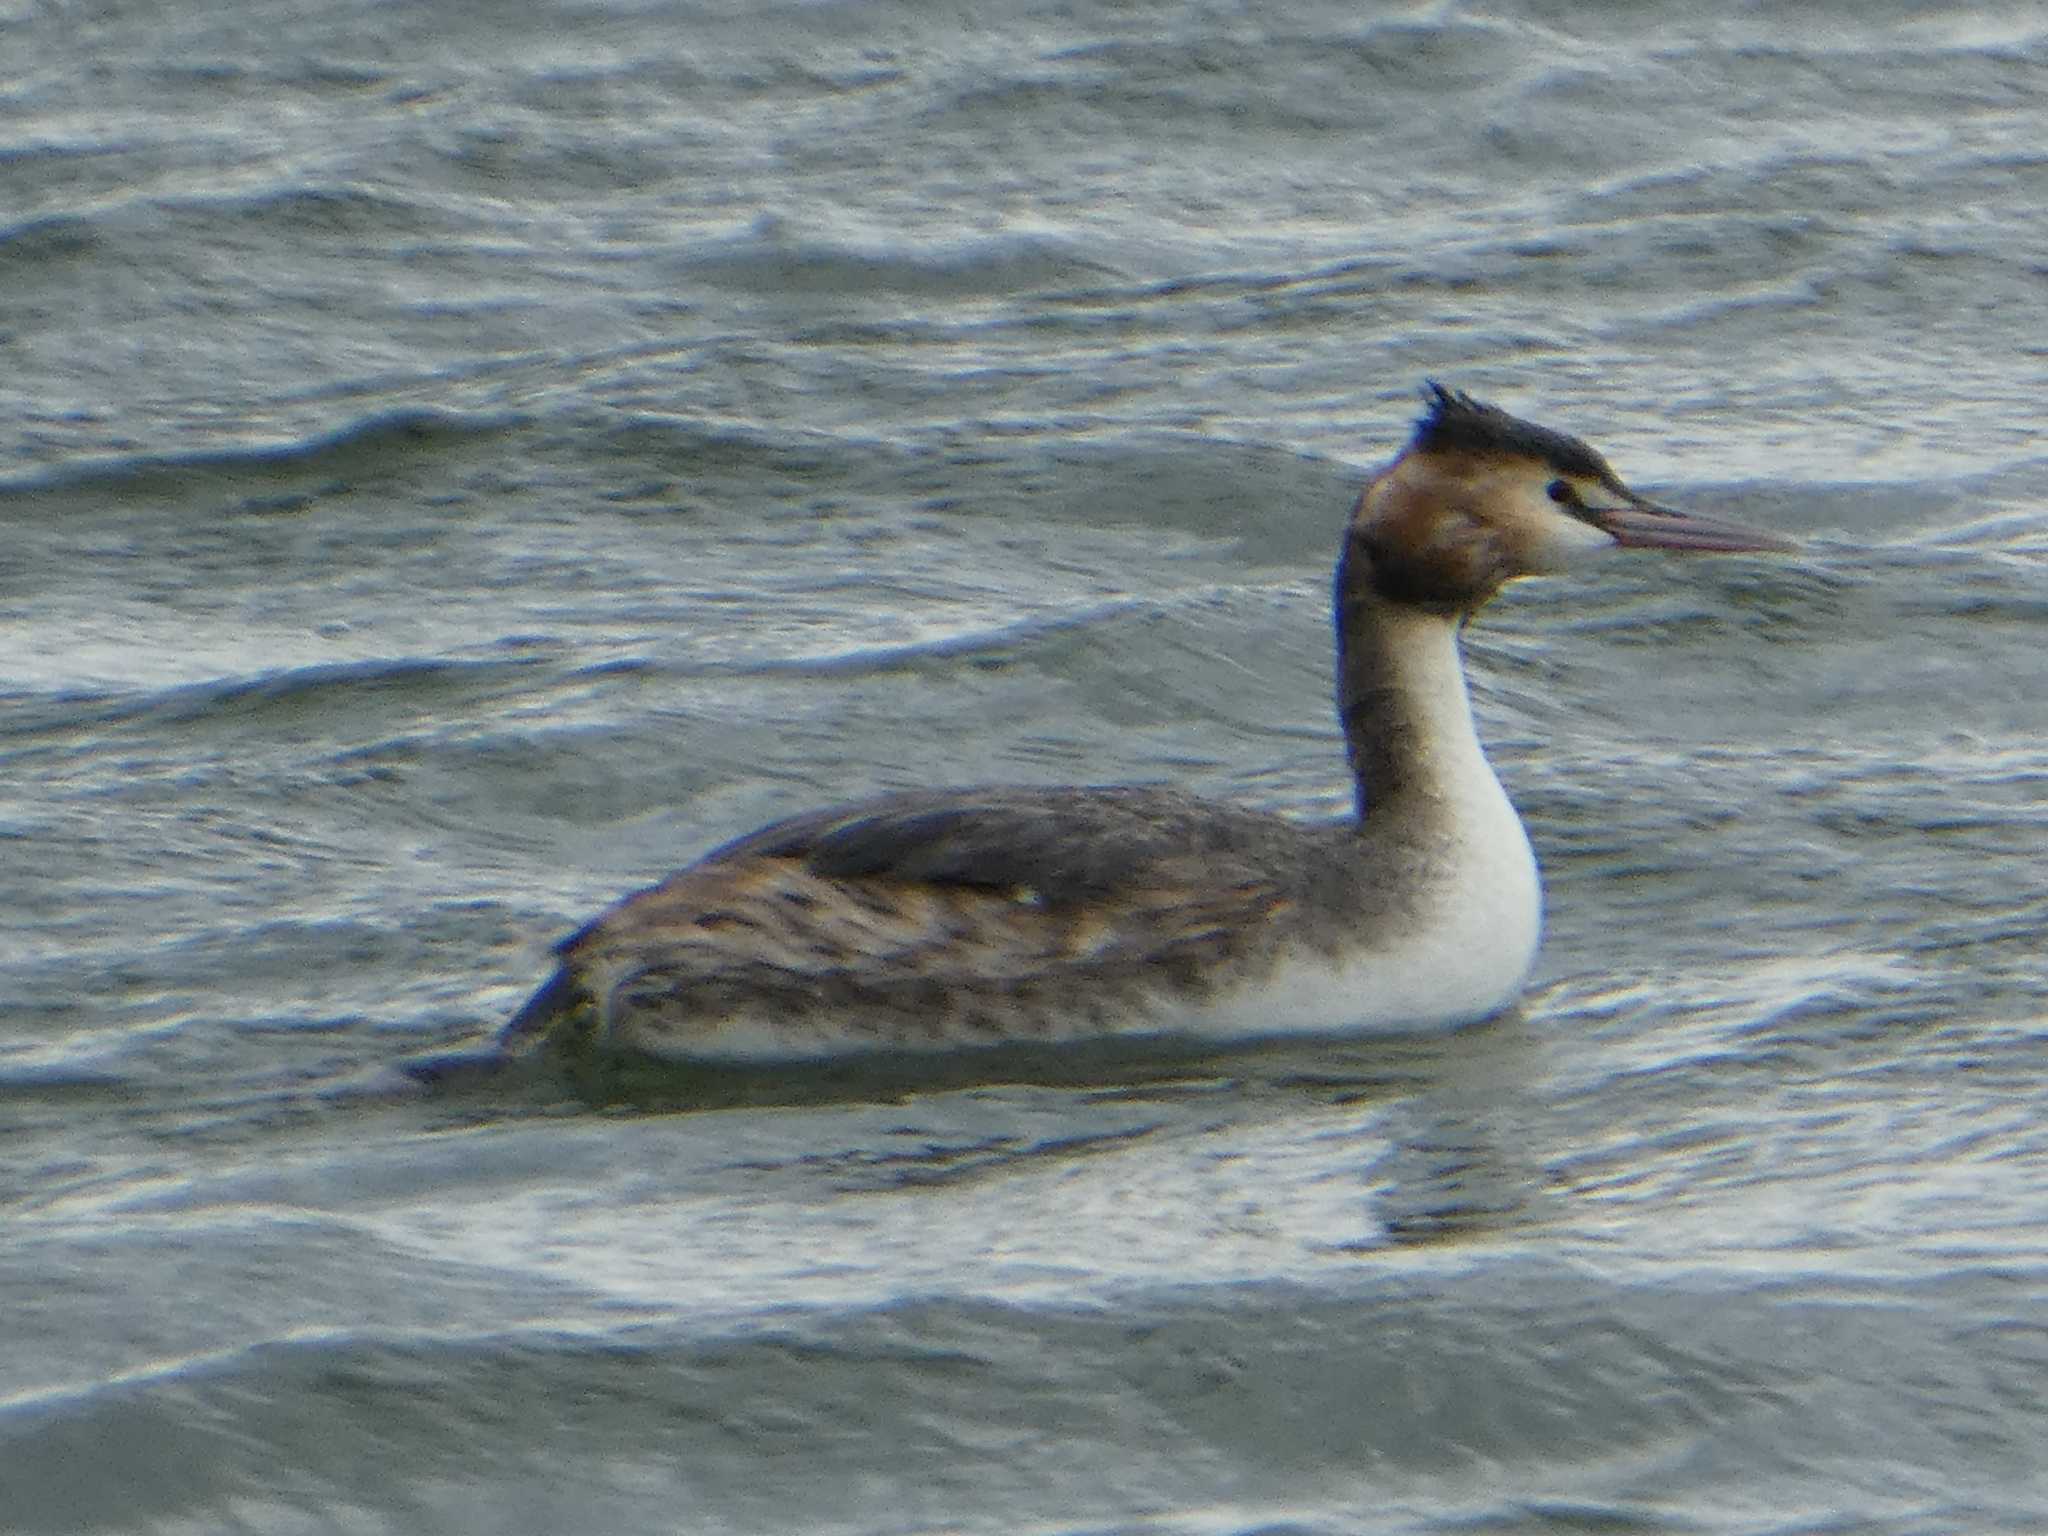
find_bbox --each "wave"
[0,210,104,267]
[0,406,524,502]
[0,654,544,745]
[2,1261,2034,1533]
[677,215,1121,299]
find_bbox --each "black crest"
[1412,381,1619,486]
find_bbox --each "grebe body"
[503,386,1790,1063]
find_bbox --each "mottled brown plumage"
[505,787,1423,1057]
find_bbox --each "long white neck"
[1336,599,1496,821]
[1329,536,1542,1015]
[1332,528,1504,824]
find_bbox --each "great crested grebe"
[502,385,1791,1063]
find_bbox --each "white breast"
[1172,612,1542,1041]
[1174,771,1540,1041]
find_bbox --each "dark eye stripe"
[1547,477,1613,529]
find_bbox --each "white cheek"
[1524,511,1619,572]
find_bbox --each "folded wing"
[505,786,1325,1057]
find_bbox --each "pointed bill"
[1593,496,1797,553]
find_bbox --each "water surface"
[5,2,2048,1532]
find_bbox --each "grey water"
[5,1,2048,1531]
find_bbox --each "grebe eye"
[1546,479,1575,504]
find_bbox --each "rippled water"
[6,2,2048,1532]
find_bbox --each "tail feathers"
[500,966,591,1052]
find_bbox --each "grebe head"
[1350,383,1794,616]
